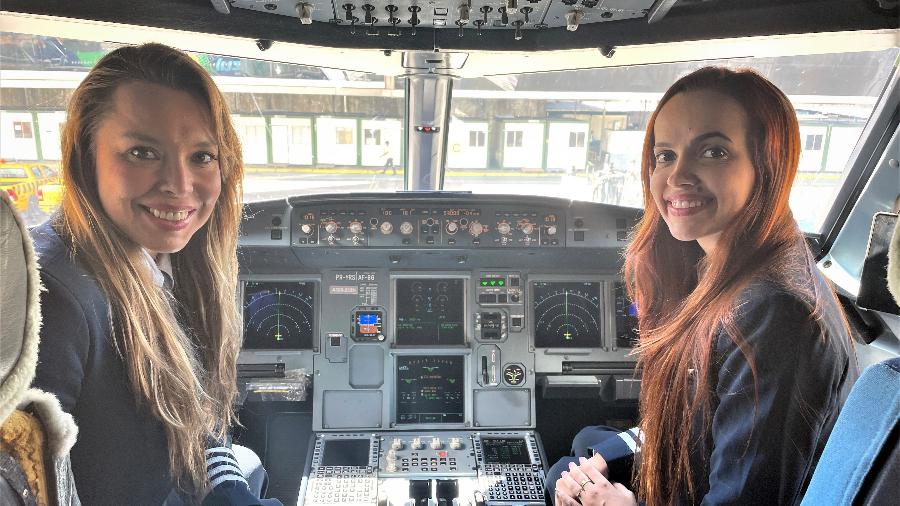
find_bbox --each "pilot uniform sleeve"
[701,289,844,505]
[31,270,91,413]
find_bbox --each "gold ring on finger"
[579,478,592,489]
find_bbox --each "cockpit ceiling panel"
[229,0,655,32]
[1,0,896,52]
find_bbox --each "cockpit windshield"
[1,32,897,234]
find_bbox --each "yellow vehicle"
[0,161,59,223]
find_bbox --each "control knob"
[521,222,534,235]
[497,221,512,235]
[300,223,314,235]
[546,225,558,236]
[324,221,339,235]
[449,437,463,450]
[446,221,459,234]
[411,437,424,450]
[391,438,404,451]
[400,221,415,235]
[430,437,443,450]
[348,221,363,234]
[468,221,485,237]
[380,221,394,234]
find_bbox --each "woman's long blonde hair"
[56,43,243,497]
[624,67,848,504]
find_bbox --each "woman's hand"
[554,456,637,506]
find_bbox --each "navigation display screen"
[481,437,532,465]
[243,281,316,349]
[396,355,465,424]
[532,281,603,348]
[321,439,371,467]
[395,278,465,346]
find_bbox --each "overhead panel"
[227,0,657,38]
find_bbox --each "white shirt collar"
[141,250,174,289]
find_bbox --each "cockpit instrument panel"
[395,278,466,346]
[532,281,603,348]
[242,280,316,349]
[396,355,465,424]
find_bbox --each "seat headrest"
[0,191,42,425]
[889,216,900,305]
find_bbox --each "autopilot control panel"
[237,193,641,505]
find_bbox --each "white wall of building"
[798,124,829,172]
[270,116,313,165]
[36,111,66,161]
[0,112,38,160]
[316,117,358,166]
[824,126,864,173]
[502,122,545,170]
[546,122,589,173]
[360,119,402,166]
[447,120,489,169]
[232,115,269,165]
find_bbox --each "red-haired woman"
[553,67,856,505]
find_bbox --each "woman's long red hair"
[624,67,836,504]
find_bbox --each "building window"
[506,130,523,147]
[569,131,586,148]
[469,131,486,147]
[13,121,33,139]
[805,134,824,151]
[364,128,381,146]
[336,127,354,145]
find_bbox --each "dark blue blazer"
[31,222,176,505]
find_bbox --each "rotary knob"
[400,221,414,235]
[300,223,314,235]
[449,437,463,450]
[430,437,443,450]
[546,225,558,236]
[391,438,404,451]
[497,221,512,235]
[380,221,393,234]
[521,222,535,235]
[324,221,338,235]
[411,437,424,450]
[446,221,459,234]
[468,221,485,237]
[348,221,363,234]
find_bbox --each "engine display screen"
[243,281,316,349]
[480,437,532,465]
[321,439,371,467]
[395,278,465,346]
[396,355,465,424]
[532,281,603,348]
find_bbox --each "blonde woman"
[31,44,280,505]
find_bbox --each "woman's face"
[649,90,756,255]
[94,81,221,256]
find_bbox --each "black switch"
[574,230,585,241]
[479,293,497,303]
[270,229,282,240]
[329,334,341,347]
